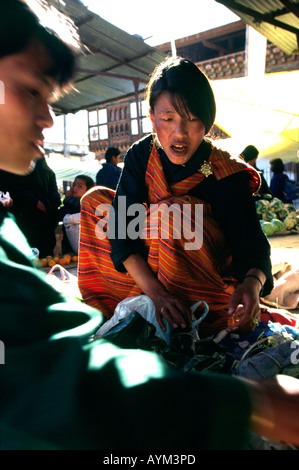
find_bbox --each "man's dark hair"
[0,0,80,87]
[105,147,121,163]
[240,145,259,163]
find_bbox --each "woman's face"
[72,178,87,198]
[150,91,206,165]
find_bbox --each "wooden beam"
[279,0,299,19]
[156,20,245,51]
[75,68,148,84]
[202,40,228,55]
[81,43,151,78]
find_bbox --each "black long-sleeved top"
[0,157,60,219]
[0,157,60,256]
[110,135,273,296]
[270,173,292,203]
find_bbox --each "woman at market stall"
[79,56,274,337]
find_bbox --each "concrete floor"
[269,233,299,272]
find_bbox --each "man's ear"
[149,108,155,132]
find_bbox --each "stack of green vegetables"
[255,196,299,237]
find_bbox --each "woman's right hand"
[152,292,192,331]
[123,253,192,331]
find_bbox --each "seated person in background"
[59,174,94,253]
[0,156,60,257]
[240,145,272,199]
[96,146,122,190]
[270,158,296,203]
[1,0,299,451]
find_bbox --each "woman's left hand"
[227,277,262,333]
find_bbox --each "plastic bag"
[95,295,209,344]
[46,264,81,299]
[63,213,80,254]
[0,191,10,202]
[97,311,157,350]
[31,248,40,259]
[0,191,12,207]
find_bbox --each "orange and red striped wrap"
[78,142,260,337]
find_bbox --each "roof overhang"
[216,0,299,55]
[52,0,166,114]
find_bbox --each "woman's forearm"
[123,253,166,299]
[243,268,266,295]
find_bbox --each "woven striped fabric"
[78,143,260,337]
[143,143,260,336]
[211,146,261,193]
[78,186,135,316]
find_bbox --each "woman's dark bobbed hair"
[146,56,216,134]
[0,0,81,88]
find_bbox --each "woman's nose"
[174,118,187,136]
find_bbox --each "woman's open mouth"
[171,144,188,156]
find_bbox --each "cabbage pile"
[255,197,299,236]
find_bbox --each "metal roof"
[53,0,166,114]
[216,0,299,55]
